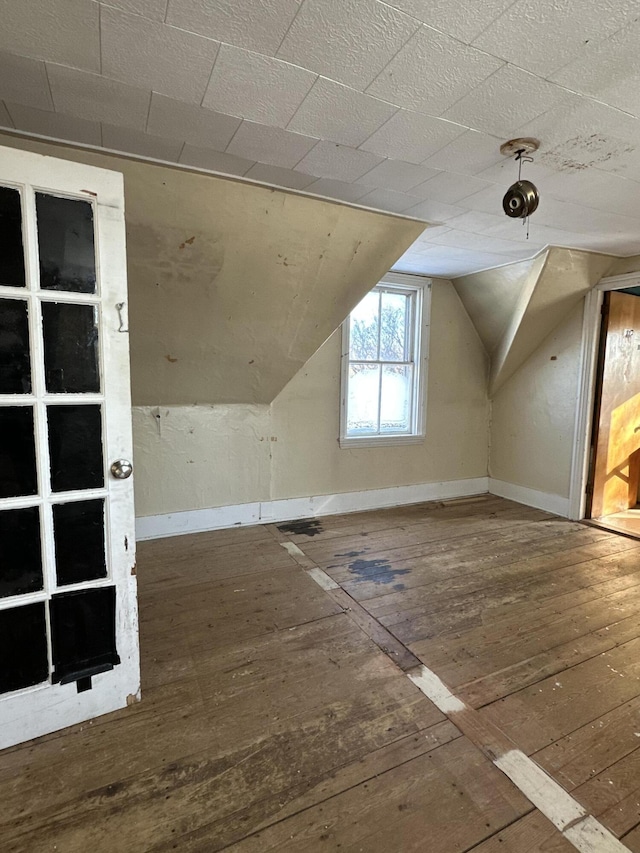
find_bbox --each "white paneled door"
[0,145,139,749]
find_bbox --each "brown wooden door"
[591,290,640,518]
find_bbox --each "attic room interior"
[3,0,640,850]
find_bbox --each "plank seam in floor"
[275,526,634,853]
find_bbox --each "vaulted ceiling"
[2,0,640,277]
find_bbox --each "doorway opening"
[585,287,640,540]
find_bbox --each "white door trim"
[568,272,640,520]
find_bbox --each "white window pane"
[380,291,409,362]
[349,291,379,360]
[347,364,380,434]
[380,365,412,433]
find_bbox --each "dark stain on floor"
[348,558,410,587]
[277,519,324,537]
[335,550,366,558]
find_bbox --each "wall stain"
[179,236,196,249]
[165,354,178,363]
[277,519,323,537]
[348,558,410,586]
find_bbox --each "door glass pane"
[0,186,26,288]
[36,194,96,294]
[0,298,31,393]
[51,586,119,684]
[0,406,38,498]
[48,405,103,492]
[54,499,106,586]
[0,506,43,598]
[0,602,48,694]
[380,365,412,433]
[349,291,380,360]
[347,363,380,434]
[380,291,409,361]
[42,302,100,393]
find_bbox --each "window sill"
[339,434,425,449]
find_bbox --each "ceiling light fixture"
[500,137,540,237]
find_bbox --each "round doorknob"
[110,459,133,479]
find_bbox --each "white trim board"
[135,477,489,540]
[489,478,570,517]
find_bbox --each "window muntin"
[340,275,429,446]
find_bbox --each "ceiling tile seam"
[546,16,640,84]
[0,102,15,129]
[355,156,441,193]
[197,41,223,109]
[360,16,424,97]
[432,61,509,119]
[223,119,244,154]
[143,90,153,134]
[284,75,321,133]
[273,0,307,58]
[467,0,521,45]
[42,62,55,113]
[162,0,169,25]
[98,2,103,75]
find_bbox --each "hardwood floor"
[2,495,640,851]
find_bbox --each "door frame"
[569,272,640,520]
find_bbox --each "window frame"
[339,272,431,448]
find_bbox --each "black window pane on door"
[0,602,48,694]
[51,586,119,684]
[0,299,31,393]
[54,499,106,586]
[42,302,100,394]
[48,405,104,492]
[0,407,38,498]
[0,186,26,288]
[0,507,43,598]
[36,194,96,294]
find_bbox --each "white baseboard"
[488,478,570,517]
[135,477,489,540]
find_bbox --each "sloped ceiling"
[455,248,615,394]
[0,132,423,405]
[3,1,640,277]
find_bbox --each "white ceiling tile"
[179,144,255,176]
[101,7,219,104]
[354,159,441,192]
[243,163,317,190]
[445,210,510,234]
[47,64,150,130]
[425,228,543,256]
[0,101,14,128]
[287,78,397,147]
[0,0,99,72]
[147,94,240,151]
[551,20,640,118]
[360,110,466,164]
[543,168,640,220]
[366,25,503,115]
[303,178,372,203]
[402,198,467,222]
[442,66,576,138]
[105,0,169,21]
[399,247,524,277]
[423,130,504,175]
[476,154,558,186]
[226,121,317,169]
[356,188,421,213]
[472,0,637,77]
[202,44,316,127]
[294,141,383,182]
[5,103,101,145]
[101,124,183,161]
[513,98,640,182]
[410,171,495,203]
[383,0,516,43]
[460,182,511,216]
[166,0,301,55]
[0,53,53,111]
[277,0,419,90]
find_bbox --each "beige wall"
[133,279,491,517]
[490,302,584,498]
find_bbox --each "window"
[340,273,430,447]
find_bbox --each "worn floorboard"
[2,495,639,850]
